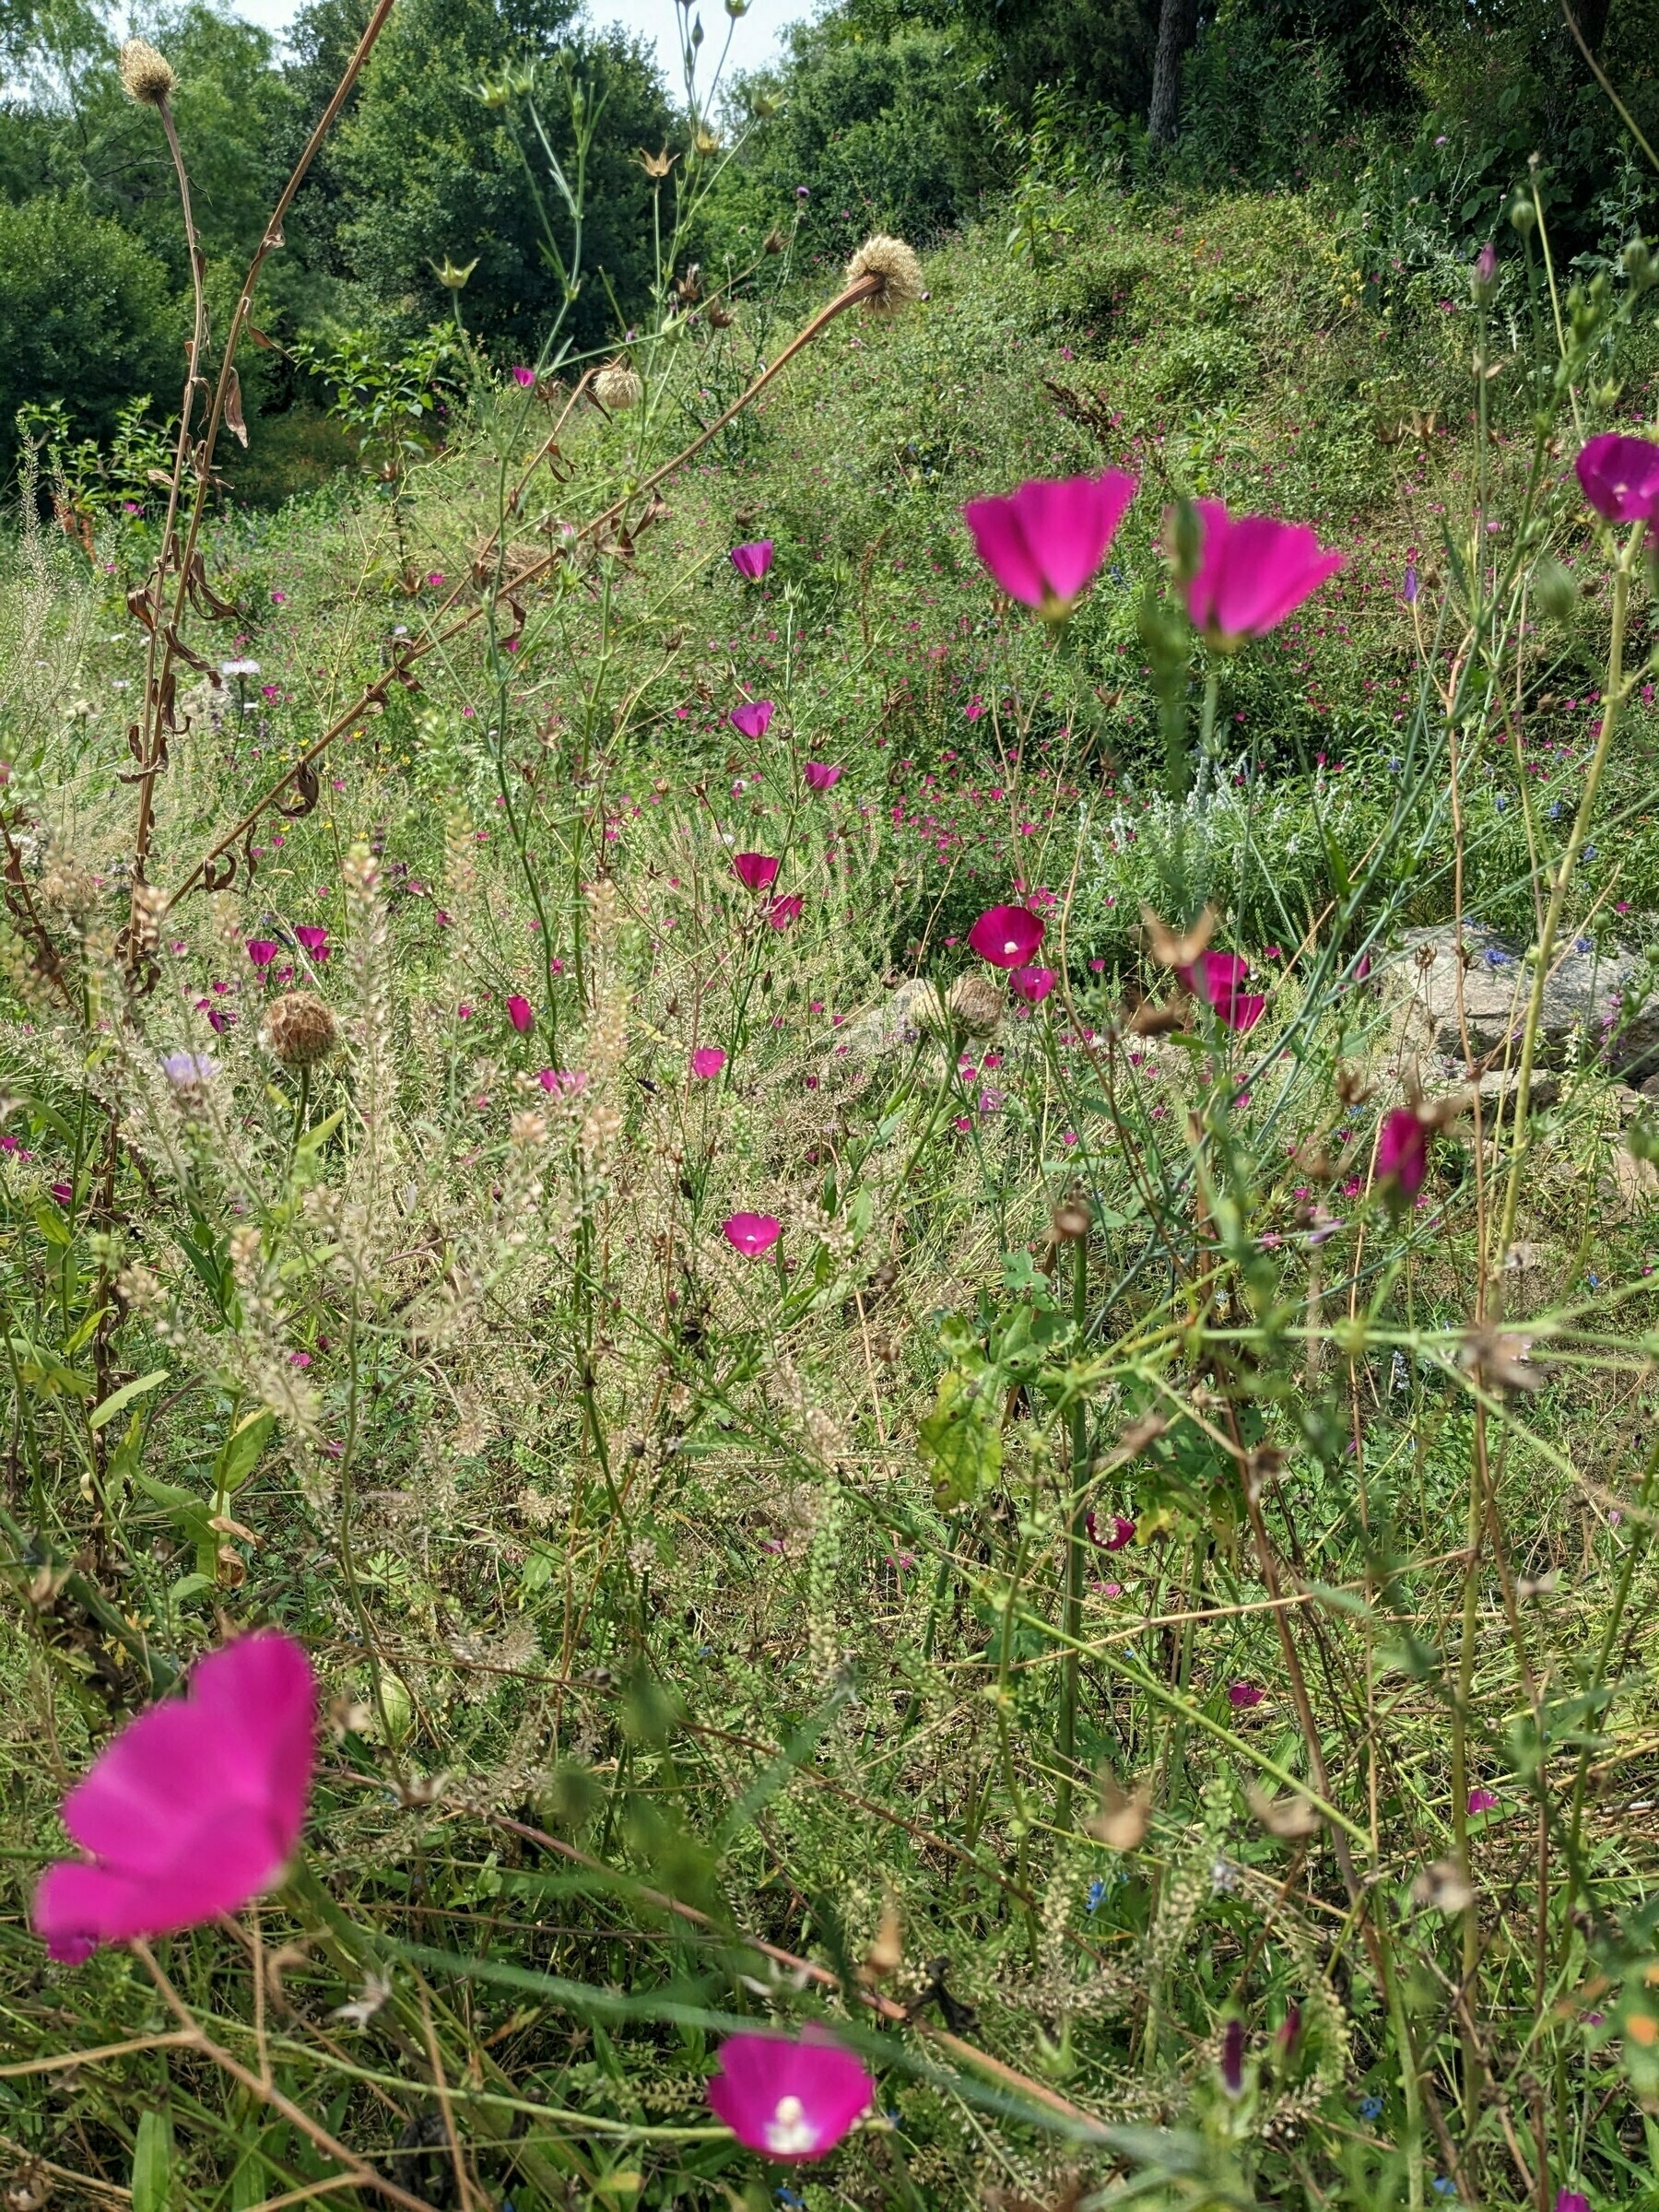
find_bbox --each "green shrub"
[0,197,178,476]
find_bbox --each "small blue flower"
[1549,800,1563,820]
[1584,844,1598,861]
[1432,2180,1457,2197]
[1494,792,1507,810]
[1389,757,1404,772]
[777,2191,806,2208]
[1576,936,1594,953]
[1359,2094,1384,2120]
[1086,1877,1107,1913]
[1483,947,1512,966]
[1588,1271,1601,1289]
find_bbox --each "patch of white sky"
[218,0,816,98]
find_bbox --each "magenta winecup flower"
[1377,1107,1430,1202]
[1467,1787,1499,1815]
[1187,501,1345,647]
[724,1212,782,1258]
[512,365,535,388]
[1228,1680,1265,1709]
[691,1046,726,1078]
[507,994,534,1034]
[729,700,775,740]
[803,761,841,792]
[294,924,329,959]
[768,893,804,930]
[734,853,780,892]
[707,2029,874,2161]
[1181,950,1265,1032]
[963,470,1137,619]
[246,939,277,968]
[34,1632,316,1962]
[1010,963,1056,1004]
[1574,432,1659,522]
[731,540,775,581]
[969,904,1045,969]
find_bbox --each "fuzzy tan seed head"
[262,991,338,1069]
[946,972,1004,1039]
[844,233,924,316]
[119,37,176,106]
[594,364,643,412]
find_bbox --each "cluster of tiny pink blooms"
[33,1632,315,1961]
[707,2028,874,2161]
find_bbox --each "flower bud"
[1509,194,1536,237]
[1529,555,1577,623]
[1471,241,1497,304]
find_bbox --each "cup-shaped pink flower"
[507,994,534,1034]
[729,701,776,741]
[733,853,780,892]
[1377,1107,1430,1202]
[1010,963,1056,1004]
[730,540,775,581]
[1555,2189,1590,2212]
[969,904,1045,969]
[247,939,277,967]
[1575,432,1659,522]
[33,1632,316,1963]
[1181,950,1265,1032]
[963,470,1136,619]
[1186,500,1345,648]
[803,761,841,793]
[768,893,804,930]
[724,1212,781,1258]
[1228,1680,1265,1710]
[691,1046,726,1078]
[537,1067,588,1095]
[707,2029,874,2162]
[294,924,329,959]
[512,365,535,388]
[1087,1511,1135,1550]
[1467,1786,1499,1815]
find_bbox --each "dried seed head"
[946,972,1004,1038]
[120,37,176,105]
[594,363,642,411]
[261,991,338,1069]
[845,232,924,315]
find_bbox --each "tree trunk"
[1148,0,1199,147]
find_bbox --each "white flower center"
[764,2094,817,2157]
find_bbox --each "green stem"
[1054,1226,1089,1830]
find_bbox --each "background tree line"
[2,0,1655,490]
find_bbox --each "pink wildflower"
[963,470,1137,619]
[246,940,277,968]
[768,893,804,930]
[33,1633,315,1962]
[707,2029,874,2162]
[1010,964,1056,1004]
[1087,1512,1135,1550]
[1467,1787,1499,1815]
[729,701,775,741]
[1228,1681,1265,1710]
[1186,501,1345,646]
[730,540,775,581]
[803,761,842,792]
[1181,950,1265,1032]
[536,1068,588,1095]
[294,925,329,959]
[733,853,780,892]
[507,994,534,1034]
[723,1212,782,1258]
[512,365,535,388]
[691,1046,726,1078]
[1574,432,1659,522]
[969,904,1045,969]
[1377,1107,1430,1204]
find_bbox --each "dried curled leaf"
[1084,1769,1150,1851]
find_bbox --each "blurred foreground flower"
[731,540,774,580]
[963,470,1136,620]
[1182,950,1265,1032]
[803,761,841,792]
[1187,501,1344,646]
[724,1212,782,1257]
[707,2029,874,2160]
[34,1633,315,1962]
[969,904,1045,969]
[1575,432,1659,522]
[1377,1106,1431,1205]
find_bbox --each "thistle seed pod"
[844,233,925,316]
[120,37,176,105]
[946,972,1004,1039]
[261,991,338,1069]
[594,364,643,411]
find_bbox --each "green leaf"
[132,2108,173,2212]
[918,1368,1003,1510]
[6,1337,94,1398]
[216,1408,275,1494]
[297,1106,347,1156]
[90,1369,170,1431]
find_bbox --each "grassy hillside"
[2,178,1659,2212]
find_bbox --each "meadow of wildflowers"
[3,41,1659,2212]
